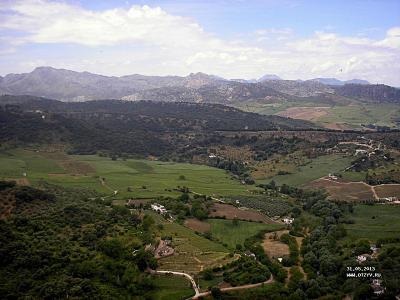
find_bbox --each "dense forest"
[0,181,161,299]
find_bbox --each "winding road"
[149,268,274,299]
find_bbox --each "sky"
[0,0,399,85]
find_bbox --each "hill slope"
[0,95,315,155]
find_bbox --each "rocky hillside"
[333,84,400,103]
[1,67,398,104]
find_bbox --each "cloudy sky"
[0,0,399,85]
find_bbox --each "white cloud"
[0,0,399,86]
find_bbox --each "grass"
[208,219,284,249]
[234,101,400,129]
[149,275,194,300]
[341,170,367,182]
[0,149,257,198]
[318,104,400,129]
[344,204,400,243]
[261,154,353,187]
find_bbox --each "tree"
[142,215,155,232]
[211,287,222,299]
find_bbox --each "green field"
[208,219,284,249]
[318,104,400,129]
[233,101,400,129]
[0,149,256,198]
[149,275,194,300]
[344,205,400,243]
[262,154,353,187]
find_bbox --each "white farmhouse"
[283,217,294,225]
[151,203,167,214]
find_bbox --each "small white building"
[283,217,294,225]
[328,173,338,180]
[357,255,367,263]
[370,245,379,253]
[355,149,368,156]
[244,251,256,260]
[208,154,217,158]
[151,203,167,214]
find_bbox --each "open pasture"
[149,275,195,300]
[343,204,400,243]
[0,149,255,198]
[262,230,290,259]
[208,219,283,249]
[262,154,352,187]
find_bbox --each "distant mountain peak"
[258,74,282,82]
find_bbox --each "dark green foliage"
[377,247,400,296]
[280,234,299,266]
[0,185,158,299]
[0,180,16,191]
[228,195,293,217]
[223,257,270,286]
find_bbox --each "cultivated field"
[234,101,400,130]
[0,149,256,198]
[307,178,375,201]
[374,184,400,198]
[157,218,233,274]
[209,203,275,223]
[344,205,400,243]
[276,106,329,121]
[208,219,283,249]
[184,218,211,233]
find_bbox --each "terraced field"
[155,216,233,274]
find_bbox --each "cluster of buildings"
[356,245,385,296]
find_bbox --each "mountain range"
[0,67,398,104]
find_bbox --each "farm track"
[151,255,274,299]
[193,274,274,299]
[320,177,400,200]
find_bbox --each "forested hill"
[0,95,315,156]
